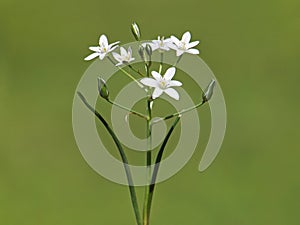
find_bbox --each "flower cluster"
[85,31,199,62]
[84,24,201,101]
[80,23,217,225]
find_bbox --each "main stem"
[143,60,152,225]
[146,116,181,220]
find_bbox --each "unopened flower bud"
[131,22,141,41]
[138,45,145,61]
[145,44,152,57]
[98,77,109,100]
[202,80,216,103]
[145,44,152,67]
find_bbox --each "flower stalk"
[128,64,145,77]
[107,56,144,88]
[159,52,163,74]
[107,99,148,120]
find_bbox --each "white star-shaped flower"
[84,34,120,61]
[144,36,173,52]
[140,67,182,100]
[170,31,199,56]
[112,47,135,66]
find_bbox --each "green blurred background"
[1,0,300,224]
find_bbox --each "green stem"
[146,116,181,223]
[146,98,152,167]
[128,64,145,77]
[77,92,142,225]
[107,56,144,88]
[142,49,152,225]
[152,101,205,125]
[158,53,163,74]
[143,97,152,225]
[173,55,183,67]
[107,99,148,120]
[145,64,150,78]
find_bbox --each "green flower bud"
[131,22,141,41]
[98,77,109,100]
[138,45,145,61]
[145,44,152,57]
[145,44,152,67]
[202,80,216,103]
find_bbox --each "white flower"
[140,67,182,100]
[145,36,173,52]
[169,31,199,56]
[84,34,119,61]
[112,47,135,66]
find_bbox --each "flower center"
[179,42,186,50]
[159,80,168,89]
[99,43,107,53]
[159,40,164,47]
[125,54,131,61]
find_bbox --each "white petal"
[89,46,100,52]
[99,34,108,47]
[146,43,157,51]
[109,45,119,52]
[140,78,159,87]
[168,43,178,50]
[164,38,172,43]
[170,36,180,46]
[169,80,182,87]
[152,88,163,99]
[164,88,179,100]
[128,46,132,55]
[186,49,199,55]
[109,41,120,47]
[112,52,122,62]
[164,67,176,81]
[120,47,127,56]
[182,31,191,43]
[84,52,99,61]
[151,71,162,81]
[176,50,184,56]
[161,45,170,50]
[153,46,160,51]
[187,41,199,49]
[128,58,135,63]
[99,53,106,60]
[115,62,123,66]
[151,44,159,51]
